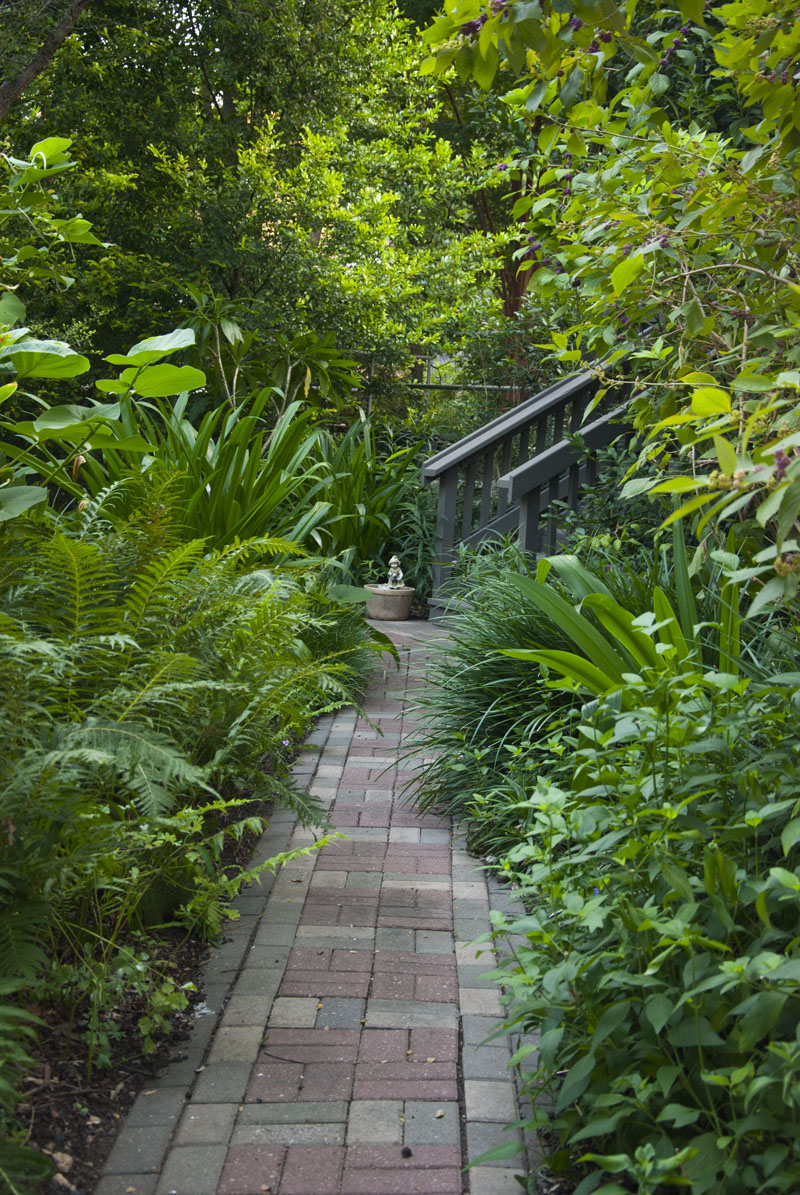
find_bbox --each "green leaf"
[731,372,775,392]
[473,41,499,90]
[470,1141,525,1164]
[651,477,702,493]
[713,435,737,474]
[781,818,800,855]
[0,293,26,326]
[685,298,705,336]
[507,573,628,680]
[592,1002,629,1047]
[28,136,73,162]
[645,994,673,1035]
[33,403,120,432]
[747,575,787,618]
[122,363,207,398]
[546,554,613,600]
[769,866,800,891]
[503,647,617,694]
[559,66,584,111]
[691,387,731,416]
[555,1052,595,1112]
[611,254,644,297]
[657,1103,701,1128]
[582,593,661,670]
[104,327,197,367]
[0,484,48,521]
[1,338,90,378]
[538,123,561,155]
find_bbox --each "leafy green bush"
[487,659,800,1195]
[416,526,800,1193]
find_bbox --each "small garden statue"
[387,555,404,589]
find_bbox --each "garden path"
[97,622,531,1195]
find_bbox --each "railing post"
[431,465,458,599]
[519,488,541,556]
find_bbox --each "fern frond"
[0,868,48,986]
[124,540,207,641]
[35,533,118,641]
[99,653,206,723]
[72,720,215,816]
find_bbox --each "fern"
[35,533,118,641]
[72,720,215,816]
[123,538,207,641]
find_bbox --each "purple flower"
[622,243,632,256]
[496,162,508,171]
[282,739,290,746]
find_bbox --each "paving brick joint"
[98,621,534,1195]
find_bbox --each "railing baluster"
[518,424,530,467]
[479,450,494,528]
[461,460,477,541]
[496,436,513,518]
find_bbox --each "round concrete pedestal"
[364,584,415,620]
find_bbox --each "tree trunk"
[0,0,93,122]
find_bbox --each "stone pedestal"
[364,584,415,620]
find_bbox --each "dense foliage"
[0,140,401,1189]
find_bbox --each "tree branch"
[0,0,93,122]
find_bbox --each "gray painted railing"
[421,370,630,604]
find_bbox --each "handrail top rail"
[495,403,630,503]
[421,369,597,482]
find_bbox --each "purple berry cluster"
[459,0,508,35]
[708,301,755,323]
[767,61,797,84]
[460,13,487,35]
[774,449,792,479]
[659,22,692,69]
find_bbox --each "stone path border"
[97,622,531,1195]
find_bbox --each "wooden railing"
[421,370,630,605]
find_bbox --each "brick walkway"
[97,622,529,1195]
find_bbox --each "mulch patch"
[20,931,209,1195]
